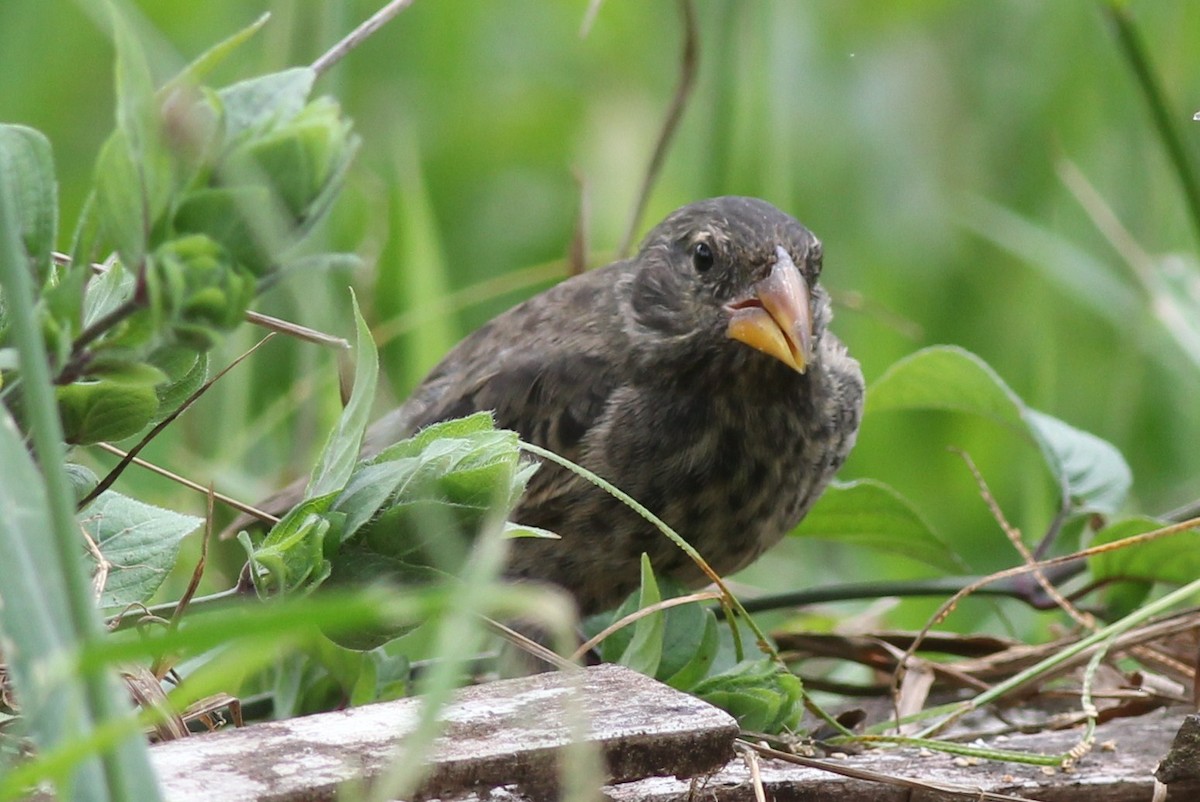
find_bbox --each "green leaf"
[148,348,207,424]
[376,410,496,458]
[93,134,148,268]
[98,5,174,268]
[223,97,353,219]
[163,13,271,95]
[618,554,664,676]
[790,479,960,571]
[110,4,157,163]
[1089,516,1171,619]
[587,573,718,687]
[500,521,559,539]
[79,491,203,609]
[56,362,167,444]
[0,124,57,285]
[1089,516,1187,581]
[327,413,538,589]
[243,493,339,596]
[869,345,1025,432]
[65,463,100,504]
[690,658,805,734]
[81,260,135,330]
[334,459,420,541]
[356,648,410,705]
[661,601,720,691]
[306,292,378,498]
[1024,410,1132,518]
[868,345,1132,514]
[218,67,317,141]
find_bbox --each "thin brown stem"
[617,0,699,258]
[90,442,280,525]
[80,334,276,507]
[311,0,417,77]
[55,297,141,385]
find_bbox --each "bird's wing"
[365,261,631,465]
[235,263,631,533]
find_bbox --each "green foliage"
[691,659,805,734]
[869,346,1132,516]
[614,555,666,677]
[791,479,959,572]
[0,9,361,797]
[1087,516,1200,616]
[4,1,1200,794]
[0,125,55,287]
[240,299,541,617]
[587,570,720,692]
[147,347,207,424]
[80,492,204,610]
[243,411,542,601]
[147,235,255,349]
[0,11,362,450]
[55,362,166,444]
[306,292,377,499]
[0,99,161,802]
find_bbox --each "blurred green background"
[3,0,1198,634]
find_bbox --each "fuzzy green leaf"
[1024,410,1132,518]
[690,659,805,733]
[328,413,539,588]
[163,13,271,95]
[243,493,339,596]
[868,345,1026,432]
[663,608,719,691]
[218,67,316,141]
[81,260,135,329]
[80,491,203,610]
[148,347,207,424]
[589,572,719,688]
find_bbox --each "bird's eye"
[691,241,714,273]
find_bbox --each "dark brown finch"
[360,196,864,614]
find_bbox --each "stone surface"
[151,663,738,801]
[605,706,1200,802]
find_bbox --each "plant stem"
[919,574,1200,738]
[55,296,141,385]
[617,0,699,258]
[1105,3,1200,248]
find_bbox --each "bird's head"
[628,196,828,375]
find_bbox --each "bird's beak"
[725,246,813,374]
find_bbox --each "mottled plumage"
[360,196,864,614]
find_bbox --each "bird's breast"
[585,380,827,574]
[505,353,861,615]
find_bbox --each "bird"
[343,196,866,616]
